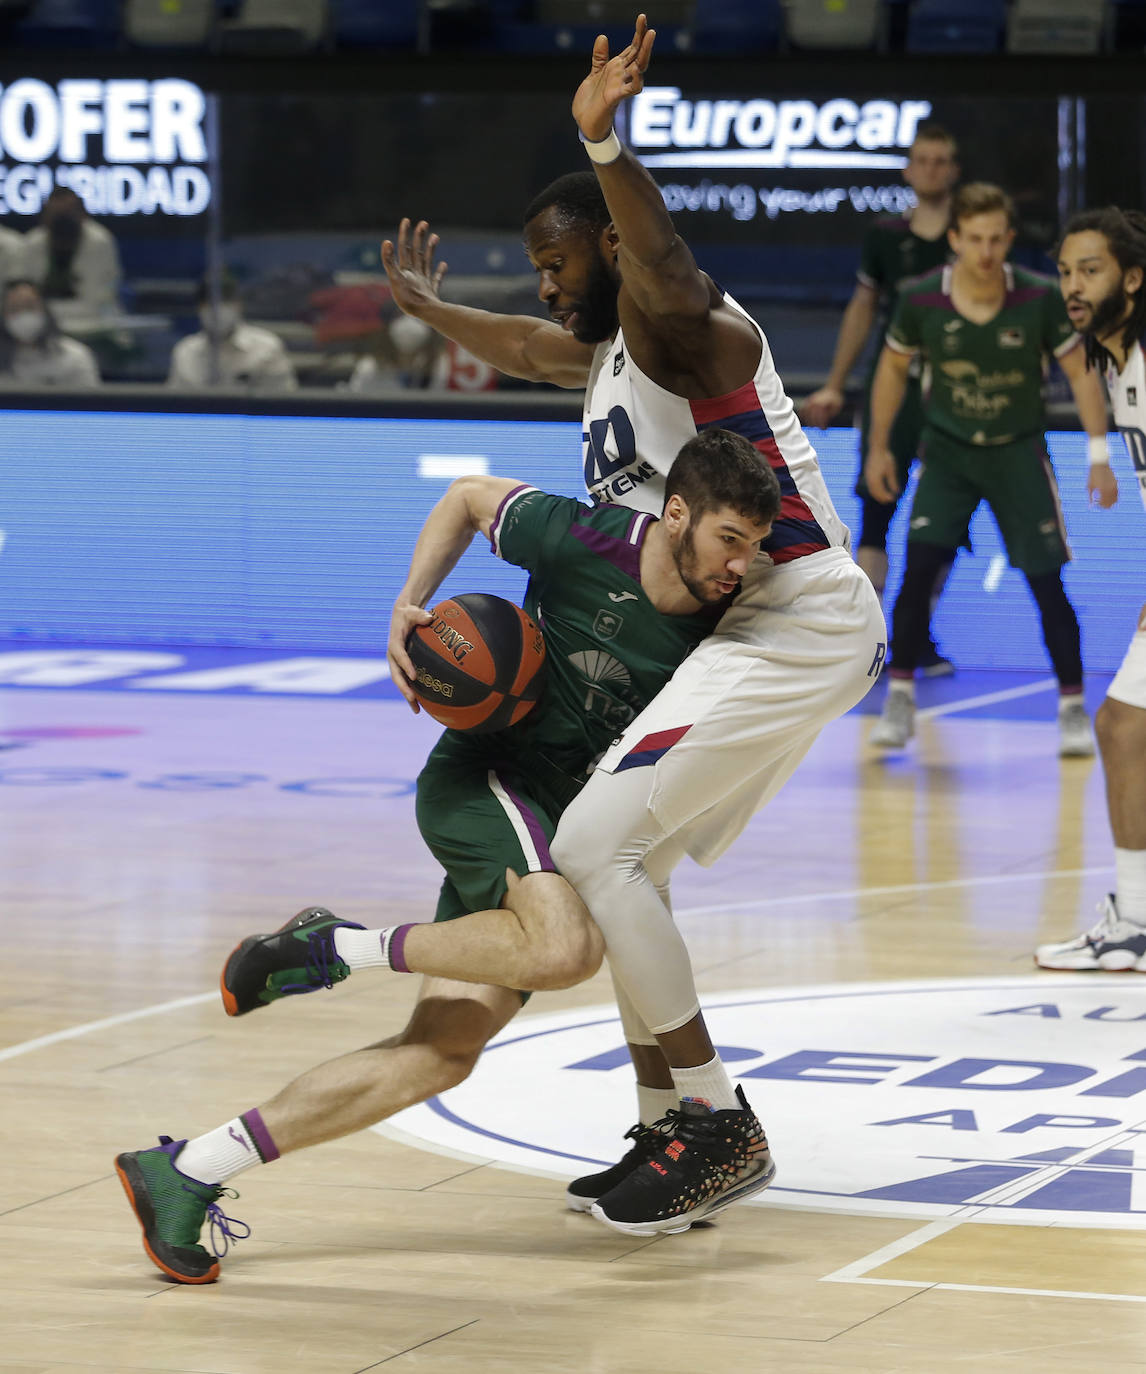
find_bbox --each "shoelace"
[281,929,342,994]
[198,1186,252,1259]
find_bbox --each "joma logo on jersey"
[430,619,473,663]
[998,327,1025,348]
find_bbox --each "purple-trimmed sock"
[177,1112,274,1185]
[381,924,416,973]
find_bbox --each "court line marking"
[0,864,1114,1064]
[821,1216,1146,1304]
[916,677,1059,720]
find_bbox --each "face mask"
[6,310,46,343]
[200,304,240,336]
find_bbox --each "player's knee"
[507,872,604,988]
[1096,696,1146,764]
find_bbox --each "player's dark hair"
[1059,205,1146,371]
[664,429,781,529]
[951,182,1016,231]
[523,171,611,237]
[911,122,958,159]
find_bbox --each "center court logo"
[381,978,1146,1225]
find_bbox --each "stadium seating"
[13,0,121,47]
[124,0,214,48]
[1006,0,1107,53]
[218,0,327,53]
[331,0,420,49]
[905,0,1006,52]
[688,0,784,53]
[783,0,884,49]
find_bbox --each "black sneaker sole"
[590,1158,777,1237]
[114,1153,219,1284]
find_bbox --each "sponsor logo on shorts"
[384,978,1146,1224]
[910,515,931,529]
[414,667,454,698]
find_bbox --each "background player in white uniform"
[381,15,885,1233]
[1039,207,1146,970]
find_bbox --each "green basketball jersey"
[486,485,716,791]
[887,263,1080,446]
[858,214,951,321]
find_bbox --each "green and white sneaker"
[221,906,364,1016]
[115,1136,248,1284]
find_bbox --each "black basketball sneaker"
[590,1087,775,1236]
[220,907,364,1016]
[565,1119,672,1213]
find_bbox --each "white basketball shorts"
[1108,605,1146,710]
[592,548,886,866]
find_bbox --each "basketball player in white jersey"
[382,15,885,1232]
[1038,207,1146,970]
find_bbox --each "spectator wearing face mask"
[20,187,122,320]
[167,276,297,391]
[0,279,101,387]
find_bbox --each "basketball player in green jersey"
[114,429,781,1284]
[801,123,959,672]
[866,182,1112,756]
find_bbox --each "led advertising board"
[0,78,210,218]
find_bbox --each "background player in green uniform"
[866,182,1111,756]
[114,428,781,1283]
[801,123,959,672]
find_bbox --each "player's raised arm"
[387,475,523,709]
[381,218,596,388]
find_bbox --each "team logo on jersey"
[593,610,623,640]
[381,977,1146,1224]
[613,351,625,377]
[998,327,1025,348]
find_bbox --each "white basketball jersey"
[1107,338,1146,512]
[581,290,850,568]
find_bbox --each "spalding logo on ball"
[407,592,546,732]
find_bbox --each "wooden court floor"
[3,679,1146,1373]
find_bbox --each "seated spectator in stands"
[347,314,440,392]
[168,277,298,391]
[21,188,122,320]
[0,280,100,388]
[0,225,24,291]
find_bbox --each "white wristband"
[582,127,622,165]
[1088,434,1111,465]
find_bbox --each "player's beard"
[569,256,620,344]
[1078,280,1133,345]
[672,524,736,604]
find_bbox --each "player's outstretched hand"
[1088,462,1119,510]
[864,448,900,504]
[572,12,656,141]
[800,386,845,429]
[381,219,448,319]
[387,601,434,711]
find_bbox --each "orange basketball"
[406,593,546,732]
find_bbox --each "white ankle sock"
[1116,848,1146,926]
[637,1084,678,1126]
[177,1112,277,1185]
[333,927,389,970]
[670,1056,739,1111]
[888,677,915,700]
